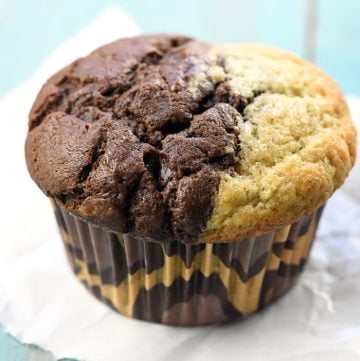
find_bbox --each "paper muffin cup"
[53,200,324,326]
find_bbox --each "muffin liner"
[53,201,324,326]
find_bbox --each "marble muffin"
[25,35,356,325]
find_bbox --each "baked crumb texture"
[201,44,355,242]
[25,36,356,243]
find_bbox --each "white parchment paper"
[0,7,360,361]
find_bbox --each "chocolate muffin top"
[25,35,356,243]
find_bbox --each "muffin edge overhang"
[24,36,356,244]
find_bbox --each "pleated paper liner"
[53,201,324,326]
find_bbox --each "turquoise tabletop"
[1,0,360,360]
[0,324,72,361]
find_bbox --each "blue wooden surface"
[1,0,360,360]
[0,325,73,361]
[317,0,360,95]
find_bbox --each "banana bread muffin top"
[25,35,356,243]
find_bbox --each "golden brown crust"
[200,44,356,243]
[26,37,356,244]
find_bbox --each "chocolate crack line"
[78,129,108,183]
[29,37,192,131]
[30,38,276,242]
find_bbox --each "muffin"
[25,35,356,325]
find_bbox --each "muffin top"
[25,35,356,243]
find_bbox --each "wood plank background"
[0,0,359,359]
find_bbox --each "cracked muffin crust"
[25,35,356,244]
